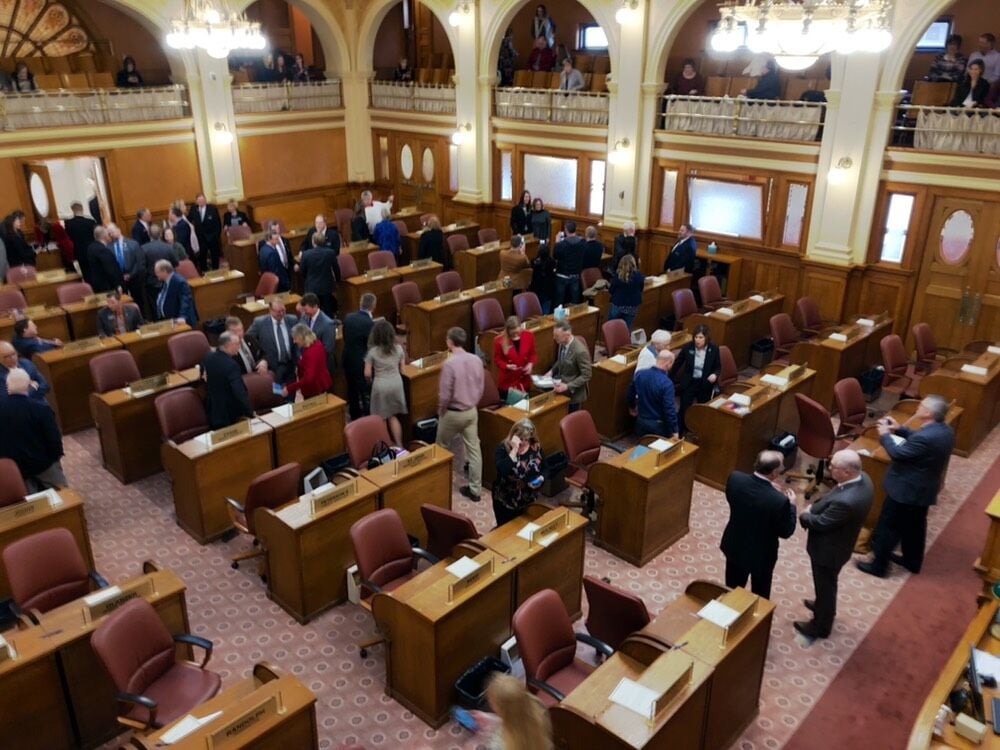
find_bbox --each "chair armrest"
[141,560,161,574]
[173,633,213,668]
[252,661,283,685]
[527,676,566,703]
[359,577,384,594]
[117,692,157,730]
[576,632,614,658]
[600,441,625,454]
[90,571,110,589]
[10,601,39,628]
[407,440,429,451]
[335,468,361,479]
[225,496,245,514]
[412,547,440,565]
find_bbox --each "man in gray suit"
[141,224,177,317]
[108,223,144,308]
[298,293,337,390]
[796,449,873,640]
[545,320,592,412]
[246,298,298,384]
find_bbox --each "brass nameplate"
[138,320,174,336]
[311,479,356,516]
[781,364,806,382]
[292,395,326,416]
[83,293,112,305]
[625,347,642,364]
[656,440,684,466]
[264,292,291,303]
[528,391,554,411]
[666,269,685,280]
[208,693,282,749]
[568,302,590,316]
[420,351,448,368]
[481,280,501,292]
[410,258,433,269]
[439,290,461,303]
[484,240,501,251]
[20,305,48,318]
[529,509,568,547]
[208,419,252,447]
[0,497,44,525]
[83,577,156,622]
[35,270,66,282]
[129,373,168,394]
[204,270,228,280]
[394,445,436,476]
[64,336,104,352]
[447,555,494,603]
[350,240,369,249]
[523,317,543,331]
[367,268,390,280]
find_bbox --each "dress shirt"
[238,341,254,372]
[438,349,485,414]
[273,318,290,362]
[693,348,706,379]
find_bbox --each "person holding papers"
[670,324,721,435]
[494,316,536,398]
[202,333,254,430]
[493,419,543,526]
[627,349,678,438]
[282,324,332,400]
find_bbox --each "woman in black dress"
[493,419,544,526]
[418,217,448,268]
[670,323,721,434]
[510,190,532,236]
[529,244,556,313]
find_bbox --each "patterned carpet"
[62,395,1000,750]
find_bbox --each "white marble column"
[185,50,244,201]
[341,69,376,183]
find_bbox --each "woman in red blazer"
[284,324,332,398]
[494,315,536,396]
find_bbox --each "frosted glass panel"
[940,210,973,265]
[500,150,513,202]
[378,136,389,181]
[589,159,606,215]
[400,144,414,180]
[421,147,435,184]
[524,154,578,211]
[880,193,915,263]
[449,144,459,192]
[688,178,763,240]
[660,170,678,226]
[782,183,808,247]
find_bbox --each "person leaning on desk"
[544,320,591,413]
[627,348,679,438]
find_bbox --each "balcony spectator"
[926,35,968,83]
[555,43,572,69]
[532,4,556,48]
[275,54,292,82]
[528,36,555,72]
[12,62,36,93]
[559,58,585,91]
[256,52,279,83]
[672,58,705,96]
[498,29,517,87]
[116,56,144,88]
[740,58,780,100]
[968,33,1000,85]
[222,201,250,228]
[291,53,310,83]
[393,57,413,83]
[951,60,990,108]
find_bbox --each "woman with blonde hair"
[608,252,644,330]
[493,315,536,397]
[470,672,553,749]
[282,323,332,399]
[492,419,543,526]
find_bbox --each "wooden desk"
[362,445,453,546]
[18,270,81,307]
[403,222,480,265]
[0,568,188,749]
[975,492,1000,595]
[142,672,318,750]
[342,240,380,274]
[686,369,816,490]
[34,248,63,272]
[338,270,400,323]
[0,489,92,601]
[0,306,69,343]
[405,293,473,360]
[229,293,303,331]
[479,396,570,487]
[189,270,246,321]
[685,294,785,369]
[115,322,192,377]
[61,292,133,340]
[919,351,1000,457]
[392,206,424,233]
[34,337,124,433]
[161,420,275,543]
[401,357,445,441]
[594,272,692,337]
[588,441,699,566]
[90,371,199,483]
[909,599,999,749]
[259,394,346,474]
[394,260,443,301]
[257,477,380,623]
[227,234,264,294]
[790,317,893,411]
[697,249,743,297]
[454,239,540,290]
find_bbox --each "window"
[588,159,606,215]
[378,136,389,181]
[688,178,763,240]
[500,151,513,202]
[524,154,578,211]
[782,183,808,247]
[916,20,952,52]
[579,25,608,52]
[659,170,678,226]
[879,193,915,263]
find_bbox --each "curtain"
[2,86,188,130]
[371,81,455,113]
[915,108,1000,155]
[662,96,822,141]
[494,89,609,125]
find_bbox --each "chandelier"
[710,1,894,72]
[166,0,267,59]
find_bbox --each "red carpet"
[785,455,1000,750]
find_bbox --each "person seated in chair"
[97,291,143,337]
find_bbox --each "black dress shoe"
[803,599,815,612]
[459,486,481,502]
[793,621,827,639]
[855,560,886,578]
[890,554,920,574]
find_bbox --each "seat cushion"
[131,663,222,728]
[566,467,589,488]
[534,660,594,707]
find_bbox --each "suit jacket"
[665,236,696,273]
[301,227,341,256]
[87,241,124,293]
[247,314,299,382]
[551,336,592,404]
[259,243,291,292]
[302,310,337,381]
[131,220,151,246]
[671,342,722,390]
[223,210,250,228]
[190,204,222,245]
[155,273,198,327]
[0,393,63,476]
[720,472,797,569]
[581,240,605,270]
[286,340,333,398]
[110,238,143,281]
[141,241,177,288]
[97,305,143,337]
[300,245,340,294]
[880,421,955,507]
[800,474,874,569]
[0,359,49,400]
[233,337,265,375]
[201,349,254,430]
[65,215,98,275]
[172,219,193,255]
[343,310,374,375]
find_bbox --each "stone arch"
[880,0,958,90]
[644,0,719,84]
[234,0,351,74]
[87,0,188,81]
[356,0,458,74]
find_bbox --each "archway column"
[185,50,244,201]
[342,69,376,182]
[453,12,486,205]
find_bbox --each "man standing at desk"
[547,320,591,412]
[97,291,143,337]
[259,229,292,293]
[343,293,376,419]
[627,349,679,438]
[299,232,340,317]
[153,260,199,327]
[88,225,124,294]
[437,327,485,502]
[247,298,298,384]
[0,341,48,400]
[553,221,584,307]
[664,223,696,274]
[720,450,797,599]
[108,223,143,304]
[202,332,255,429]
[857,395,955,579]
[189,193,222,271]
[225,316,267,376]
[0,368,65,489]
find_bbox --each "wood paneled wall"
[239,127,348,199]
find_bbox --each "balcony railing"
[892,104,1000,156]
[232,80,342,114]
[659,95,825,143]
[493,87,609,126]
[0,85,189,131]
[369,81,456,114]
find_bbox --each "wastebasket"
[540,451,568,497]
[750,338,774,369]
[455,656,510,710]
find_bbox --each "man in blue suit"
[0,341,49,401]
[857,395,955,578]
[259,228,291,292]
[153,259,199,327]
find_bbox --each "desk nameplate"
[63,336,104,352]
[82,293,114,305]
[138,321,175,336]
[394,444,437,476]
[419,351,448,368]
[208,419,252,448]
[0,493,58,526]
[527,391,554,412]
[447,554,496,603]
[82,577,156,622]
[438,290,461,303]
[410,258,434,269]
[292,395,326,416]
[128,372,168,396]
[207,692,285,749]
[530,508,570,547]
[310,479,357,516]
[20,304,48,318]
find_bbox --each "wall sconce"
[827,156,853,185]
[609,137,631,166]
[452,122,472,145]
[448,2,472,27]
[213,122,234,145]
[615,0,639,24]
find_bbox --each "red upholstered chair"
[90,598,222,731]
[338,253,359,280]
[154,388,209,444]
[513,292,543,322]
[391,281,422,334]
[880,334,922,399]
[477,228,499,246]
[250,272,279,299]
[478,366,503,411]
[89,350,141,394]
[225,224,252,243]
[512,589,610,705]
[435,270,463,295]
[226,462,301,572]
[167,330,210,371]
[334,207,355,239]
[796,296,837,338]
[0,458,28,507]
[447,234,470,256]
[698,276,729,310]
[602,319,632,356]
[344,415,393,469]
[392,220,408,239]
[367,250,397,270]
[56,281,94,305]
[581,267,603,291]
[685,579,730,603]
[769,313,801,363]
[420,504,479,560]
[912,322,959,373]
[833,377,868,439]
[419,213,437,227]
[2,527,105,620]
[582,576,650,651]
[790,394,848,499]
[672,289,698,330]
[472,298,505,335]
[175,260,200,280]
[717,345,739,391]
[559,410,623,515]
[0,289,28,312]
[244,372,283,412]
[6,265,36,284]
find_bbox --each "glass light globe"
[775,55,818,71]
[448,10,462,27]
[204,8,222,24]
[166,31,181,49]
[711,28,741,53]
[207,44,230,59]
[615,5,637,24]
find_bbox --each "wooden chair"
[513,70,532,88]
[60,72,90,90]
[34,73,63,90]
[704,76,730,97]
[589,73,608,93]
[87,72,115,88]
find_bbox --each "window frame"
[915,18,953,53]
[578,24,608,52]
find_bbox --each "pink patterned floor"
[66,397,1000,750]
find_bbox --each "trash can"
[455,656,510,710]
[750,338,774,369]
[539,451,568,497]
[858,368,884,402]
[770,431,798,471]
[413,417,438,443]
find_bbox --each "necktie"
[275,320,287,361]
[115,241,125,269]
[157,283,167,318]
[240,343,253,372]
[277,241,287,267]
[309,315,316,331]
[559,345,566,362]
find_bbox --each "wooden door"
[909,197,999,350]
[392,135,440,217]
[23,162,57,223]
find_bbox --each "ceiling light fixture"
[167,0,267,59]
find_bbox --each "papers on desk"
[974,649,1000,685]
[270,403,293,419]
[531,375,555,389]
[160,711,224,744]
[988,346,1000,356]
[828,332,848,342]
[446,556,481,579]
[697,599,741,629]
[209,275,226,283]
[710,397,728,409]
[962,364,989,377]
[715,307,735,317]
[760,374,789,388]
[125,387,155,399]
[192,433,212,449]
[749,294,765,303]
[411,358,423,368]
[25,488,61,507]
[888,434,907,447]
[728,393,751,407]
[515,522,557,547]
[649,438,674,452]
[609,677,660,720]
[855,318,875,327]
[511,399,529,411]
[857,448,872,457]
[84,586,122,607]
[610,354,628,365]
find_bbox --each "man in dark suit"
[857,395,955,578]
[610,221,637,273]
[298,293,337,389]
[153,260,199,327]
[298,232,339,317]
[201,332,254,429]
[225,316,267,376]
[97,292,143,337]
[553,221,585,307]
[0,341,49,401]
[797,449,873,639]
[169,207,194,258]
[189,193,222,271]
[259,228,291,293]
[342,292,376,419]
[89,195,102,225]
[141,224,177,318]
[0,368,66,489]
[87,226,124,293]
[301,214,342,257]
[246,298,298,384]
[108,223,144,304]
[720,450,797,599]
[581,225,605,270]
[65,201,97,282]
[664,223,697,273]
[131,208,152,245]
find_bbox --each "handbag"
[366,440,395,470]
[505,388,527,406]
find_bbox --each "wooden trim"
[658,139,820,164]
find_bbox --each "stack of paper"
[760,374,788,388]
[609,677,659,720]
[697,599,741,628]
[517,522,539,541]
[649,438,674,452]
[749,294,765,303]
[715,307,735,317]
[728,393,751,407]
[828,332,848,342]
[270,404,293,419]
[961,364,989,377]
[160,711,224,744]
[856,318,875,327]
[24,488,61,507]
[987,346,1000,356]
[888,435,907,447]
[446,556,480,579]
[610,354,627,365]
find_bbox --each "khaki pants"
[436,408,482,495]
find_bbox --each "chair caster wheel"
[260,575,268,583]
[360,648,368,658]
[231,562,238,570]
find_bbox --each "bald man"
[627,349,678,438]
[0,341,48,400]
[0,368,66,489]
